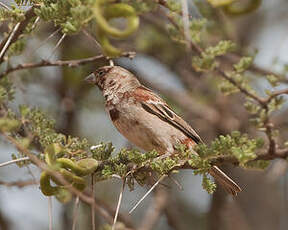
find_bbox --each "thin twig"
[72,196,80,230]
[264,88,288,104]
[128,175,166,214]
[0,179,37,188]
[0,157,29,167]
[48,197,53,230]
[112,178,126,230]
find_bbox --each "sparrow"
[85,65,241,195]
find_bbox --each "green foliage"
[166,0,181,13]
[244,160,269,170]
[233,56,253,73]
[218,56,256,96]
[188,154,212,174]
[0,6,25,23]
[202,174,216,194]
[0,118,20,132]
[266,74,280,87]
[244,100,260,115]
[34,0,94,34]
[218,79,240,95]
[150,157,178,175]
[91,142,114,160]
[34,0,140,56]
[121,0,157,13]
[20,106,65,148]
[267,97,285,114]
[40,142,99,202]
[0,78,14,104]
[192,40,236,71]
[246,96,285,130]
[195,131,265,167]
[7,38,26,57]
[167,15,207,44]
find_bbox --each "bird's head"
[85,66,140,94]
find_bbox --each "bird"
[85,65,241,195]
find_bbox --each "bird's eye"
[98,70,105,77]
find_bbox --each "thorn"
[82,29,101,50]
[112,178,126,230]
[128,175,166,214]
[168,174,183,191]
[0,2,11,10]
[0,22,20,60]
[0,157,29,167]
[90,144,102,150]
[47,33,66,60]
[31,28,60,55]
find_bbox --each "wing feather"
[136,86,202,144]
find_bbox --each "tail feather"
[209,166,242,196]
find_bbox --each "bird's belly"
[110,105,188,154]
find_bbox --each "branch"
[2,133,135,229]
[0,179,37,188]
[222,53,288,84]
[263,88,288,104]
[0,52,135,79]
[157,2,288,161]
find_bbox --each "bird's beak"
[85,73,96,84]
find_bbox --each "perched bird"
[85,65,241,195]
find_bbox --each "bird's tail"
[209,166,242,196]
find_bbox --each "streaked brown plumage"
[85,65,241,195]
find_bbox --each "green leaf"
[0,118,20,132]
[233,57,253,73]
[202,174,216,194]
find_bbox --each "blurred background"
[1,0,288,229]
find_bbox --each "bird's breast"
[106,103,193,155]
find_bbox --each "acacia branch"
[263,88,288,104]
[2,133,134,229]
[0,179,37,188]
[157,2,288,160]
[0,52,135,79]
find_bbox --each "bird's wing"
[134,86,202,144]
